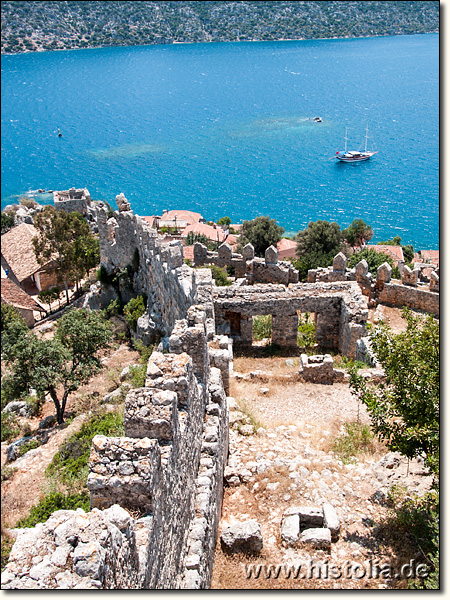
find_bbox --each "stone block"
[220,520,263,554]
[300,528,331,549]
[333,252,347,272]
[124,388,178,441]
[280,514,300,546]
[376,262,392,285]
[322,502,340,541]
[265,245,278,264]
[242,243,255,261]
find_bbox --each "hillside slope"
[1,1,439,54]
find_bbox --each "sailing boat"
[334,126,378,162]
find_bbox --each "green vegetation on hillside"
[1,1,439,54]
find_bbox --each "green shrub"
[128,364,146,388]
[1,465,17,482]
[17,439,40,458]
[332,421,376,463]
[133,339,155,364]
[123,295,146,331]
[253,315,272,341]
[1,535,14,571]
[297,312,316,348]
[209,264,232,286]
[16,490,91,529]
[46,410,123,484]
[1,413,20,443]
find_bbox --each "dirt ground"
[1,343,140,528]
[211,307,435,590]
[1,306,435,588]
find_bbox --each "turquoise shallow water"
[1,34,439,249]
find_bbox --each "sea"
[1,34,439,250]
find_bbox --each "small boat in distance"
[334,126,378,162]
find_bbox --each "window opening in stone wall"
[252,314,272,346]
[297,311,316,351]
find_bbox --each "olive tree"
[2,308,113,424]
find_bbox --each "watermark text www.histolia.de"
[243,559,429,581]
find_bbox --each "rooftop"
[1,278,44,312]
[365,244,405,265]
[182,222,238,246]
[1,223,49,282]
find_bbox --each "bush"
[332,421,376,463]
[253,315,272,341]
[297,313,315,348]
[1,413,21,443]
[46,411,123,484]
[209,264,232,287]
[348,248,394,274]
[128,364,146,388]
[123,295,146,331]
[133,339,155,363]
[16,490,91,529]
[17,438,40,458]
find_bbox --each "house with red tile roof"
[277,238,297,261]
[182,222,238,247]
[1,277,46,326]
[1,223,58,294]
[364,244,405,267]
[157,209,204,231]
[419,249,439,267]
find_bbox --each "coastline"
[0,30,439,57]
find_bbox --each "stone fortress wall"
[2,194,438,589]
[308,252,439,317]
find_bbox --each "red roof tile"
[277,238,297,260]
[182,222,238,246]
[1,278,44,312]
[420,250,439,266]
[365,245,404,265]
[1,223,48,282]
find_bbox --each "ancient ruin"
[2,194,438,589]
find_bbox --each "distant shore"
[0,31,439,57]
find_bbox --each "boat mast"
[364,125,369,152]
[344,128,348,152]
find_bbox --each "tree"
[217,216,231,227]
[1,308,113,424]
[1,303,26,332]
[342,218,373,247]
[38,286,61,313]
[347,248,394,274]
[238,216,284,257]
[1,211,15,234]
[294,220,343,280]
[33,207,99,303]
[348,309,439,476]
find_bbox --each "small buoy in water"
[58,128,62,137]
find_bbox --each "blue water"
[1,34,439,249]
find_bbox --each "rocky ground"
[211,306,434,589]
[2,306,435,588]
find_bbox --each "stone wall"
[53,187,92,215]
[3,310,230,590]
[193,242,298,285]
[377,282,439,317]
[213,281,368,358]
[94,199,213,339]
[308,253,439,315]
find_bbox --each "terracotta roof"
[365,245,404,265]
[277,238,297,260]
[158,210,203,229]
[1,223,49,282]
[1,278,44,312]
[182,222,238,246]
[420,250,439,266]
